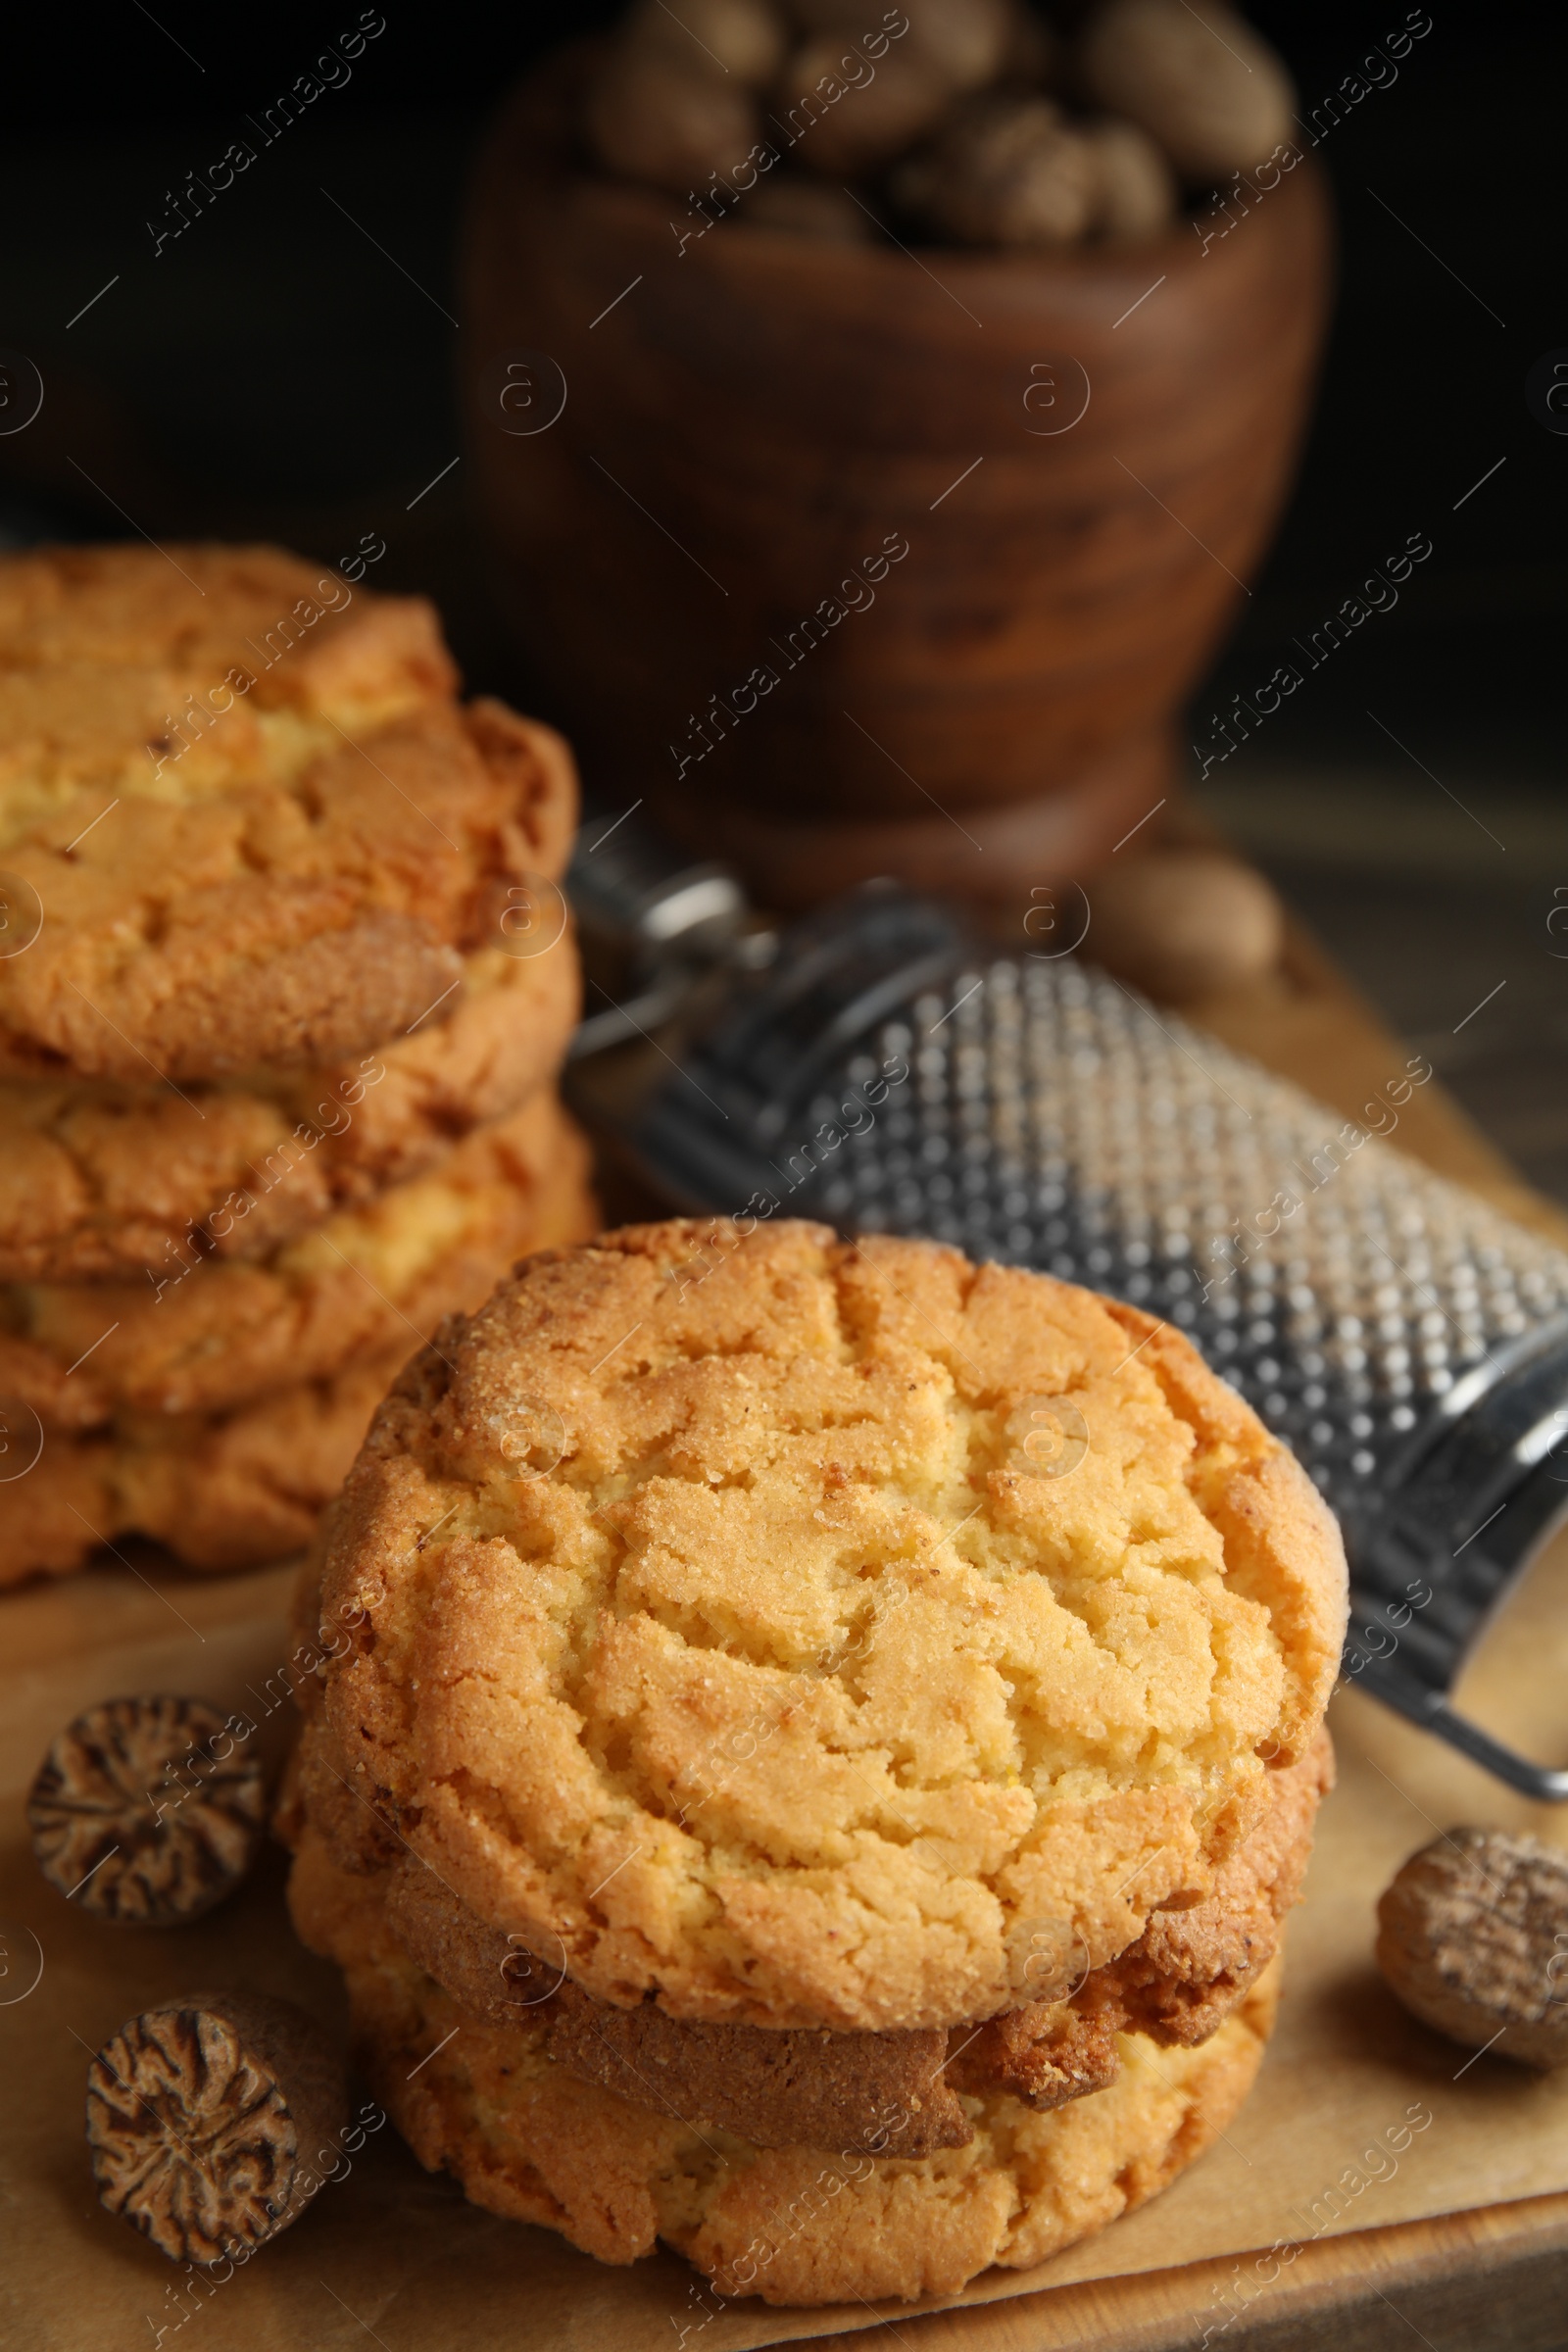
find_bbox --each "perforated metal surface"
[811,956,1568,1527]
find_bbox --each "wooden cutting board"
[6,917,1565,2352]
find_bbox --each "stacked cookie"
[283,1218,1347,2306]
[0,544,595,1585]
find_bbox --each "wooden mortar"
[462,49,1332,911]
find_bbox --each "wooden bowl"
[462,53,1333,909]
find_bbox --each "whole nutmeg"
[1083,116,1178,241]
[779,38,952,174]
[896,96,1098,248]
[622,0,789,88]
[897,0,1017,92]
[28,1695,266,1924]
[1078,0,1296,182]
[742,173,876,238]
[86,1990,349,2265]
[1086,849,1285,1000]
[1377,1829,1568,2070]
[791,0,1015,93]
[585,46,760,195]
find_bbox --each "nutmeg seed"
[623,0,789,89]
[28,1694,266,1925]
[791,0,1015,93]
[1078,0,1296,183]
[584,46,761,196]
[1086,850,1285,1001]
[1377,1829,1568,2070]
[1083,117,1178,243]
[895,95,1098,249]
[780,38,953,174]
[86,1990,349,2266]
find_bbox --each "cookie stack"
[0,544,596,1585]
[283,1219,1347,2306]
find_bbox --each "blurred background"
[4,0,1564,1193]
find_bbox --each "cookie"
[307,1218,1347,2034]
[2,1350,417,1585]
[0,1125,599,1586]
[287,1819,1281,2306]
[0,544,575,1081]
[287,1713,1327,2152]
[1,1094,591,1425]
[370,1817,972,2157]
[1098,1720,1331,2046]
[0,938,580,1282]
[948,1726,1332,2102]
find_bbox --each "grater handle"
[1359,1670,1568,1800]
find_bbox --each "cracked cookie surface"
[0,544,575,1081]
[284,1712,1327,2151]
[306,1218,1346,2035]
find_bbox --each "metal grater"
[569,837,1568,1798]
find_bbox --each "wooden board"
[802,2194,1568,2352]
[7,914,1567,2352]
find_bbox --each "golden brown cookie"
[373,1833,970,2156]
[0,939,579,1282]
[3,1349,416,1584]
[287,1819,1281,2306]
[0,1118,599,1586]
[286,1714,1327,2151]
[947,1728,1333,2104]
[307,1218,1347,2035]
[1,1094,589,1424]
[0,544,575,1081]
[1102,1722,1333,2046]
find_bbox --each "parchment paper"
[4,1529,1567,2352]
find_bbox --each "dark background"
[4,1,1566,1193]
